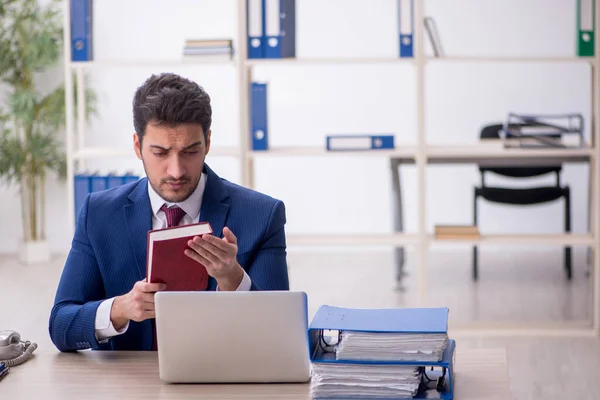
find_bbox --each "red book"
[146,222,213,291]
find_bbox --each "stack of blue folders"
[308,306,455,399]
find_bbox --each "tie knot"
[160,204,187,227]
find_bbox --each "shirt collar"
[148,172,207,221]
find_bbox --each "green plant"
[0,0,96,243]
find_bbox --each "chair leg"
[473,189,479,281]
[565,189,572,280]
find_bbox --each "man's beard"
[142,163,200,203]
[153,176,198,203]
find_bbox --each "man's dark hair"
[132,72,212,142]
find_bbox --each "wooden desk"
[2,348,512,399]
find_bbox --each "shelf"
[286,233,594,247]
[286,233,419,247]
[425,143,593,165]
[69,58,236,68]
[68,56,596,69]
[246,57,414,66]
[430,233,594,246]
[248,146,417,158]
[73,146,240,159]
[426,55,596,64]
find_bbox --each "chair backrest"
[479,123,562,181]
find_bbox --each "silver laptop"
[154,290,311,383]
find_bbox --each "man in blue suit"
[49,73,289,351]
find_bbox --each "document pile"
[311,362,423,399]
[502,112,585,148]
[308,306,455,399]
[336,331,447,362]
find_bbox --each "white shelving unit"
[62,0,600,336]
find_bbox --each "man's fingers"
[185,248,212,269]
[139,282,167,292]
[136,292,155,304]
[199,234,232,252]
[192,237,228,260]
[223,227,237,244]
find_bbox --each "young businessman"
[49,72,290,351]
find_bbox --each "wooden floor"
[1,247,599,399]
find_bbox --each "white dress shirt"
[94,173,252,343]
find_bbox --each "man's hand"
[185,226,244,291]
[110,280,167,330]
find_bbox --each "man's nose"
[167,155,185,179]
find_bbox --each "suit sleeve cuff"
[217,270,252,291]
[94,297,129,343]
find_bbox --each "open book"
[146,222,213,291]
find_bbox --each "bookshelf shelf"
[429,233,595,246]
[69,58,236,68]
[287,233,419,247]
[73,146,240,160]
[245,57,414,66]
[62,0,600,336]
[426,55,597,64]
[248,146,417,158]
[425,144,594,164]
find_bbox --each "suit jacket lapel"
[124,178,152,280]
[199,164,230,238]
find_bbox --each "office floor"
[1,247,598,400]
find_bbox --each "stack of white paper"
[310,363,422,399]
[336,332,448,362]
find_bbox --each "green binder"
[578,0,595,56]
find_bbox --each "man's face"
[134,121,210,203]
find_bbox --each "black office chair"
[472,123,572,281]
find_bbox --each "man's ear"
[205,129,211,154]
[133,133,142,160]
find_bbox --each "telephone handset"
[0,330,38,368]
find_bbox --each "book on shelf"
[70,0,93,62]
[246,0,296,59]
[146,222,213,291]
[577,0,595,57]
[325,134,395,151]
[182,38,233,59]
[308,305,454,400]
[74,171,140,222]
[434,225,480,240]
[397,0,414,58]
[250,82,268,150]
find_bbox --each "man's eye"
[153,152,167,157]
[186,150,199,155]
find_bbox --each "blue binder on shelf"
[308,305,454,400]
[263,0,296,58]
[74,172,92,222]
[326,134,395,151]
[250,82,268,150]
[398,0,414,58]
[70,0,93,61]
[74,172,140,221]
[122,172,140,184]
[247,0,264,58]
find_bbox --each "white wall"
[0,0,591,254]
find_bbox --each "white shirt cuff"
[217,270,252,291]
[95,297,129,343]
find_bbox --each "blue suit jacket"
[49,164,289,351]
